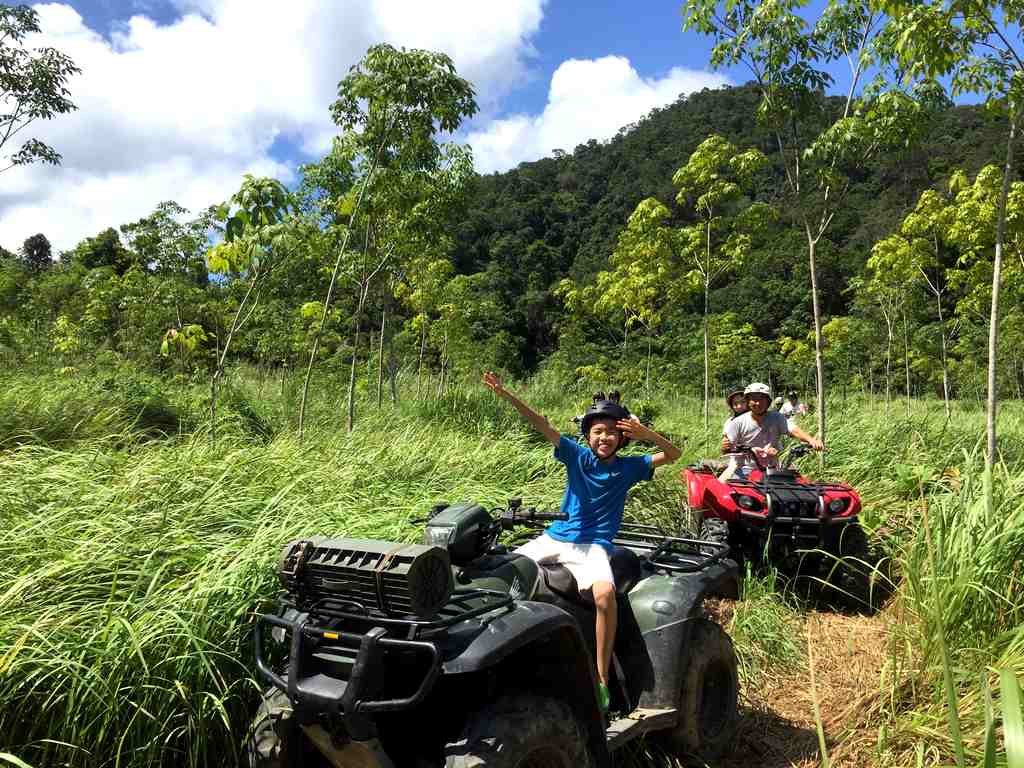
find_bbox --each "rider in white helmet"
[722,382,824,472]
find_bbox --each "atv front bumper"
[254,611,442,718]
[737,509,858,551]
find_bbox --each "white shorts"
[515,534,614,590]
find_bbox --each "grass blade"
[983,673,997,768]
[1001,669,1024,768]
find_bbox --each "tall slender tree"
[880,0,1024,469]
[206,175,294,444]
[673,135,771,429]
[298,44,477,436]
[684,0,931,446]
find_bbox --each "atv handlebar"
[726,442,812,470]
[499,499,567,530]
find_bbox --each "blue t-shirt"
[546,435,654,552]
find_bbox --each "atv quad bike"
[249,499,740,767]
[683,444,875,607]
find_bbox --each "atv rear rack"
[613,522,732,573]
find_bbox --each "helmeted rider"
[724,386,746,422]
[780,389,808,428]
[580,391,632,452]
[721,382,824,472]
[482,374,681,713]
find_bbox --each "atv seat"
[541,547,645,605]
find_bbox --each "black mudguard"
[440,601,576,673]
[440,600,611,768]
[627,562,739,709]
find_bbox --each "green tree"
[298,44,477,435]
[120,201,215,285]
[864,233,920,418]
[683,0,931,446]
[899,187,958,417]
[881,0,1024,469]
[673,135,771,428]
[206,174,294,442]
[944,167,1024,412]
[69,228,134,274]
[19,232,51,274]
[0,4,80,171]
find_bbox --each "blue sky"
[0,0,873,251]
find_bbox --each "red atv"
[682,445,877,607]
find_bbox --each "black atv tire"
[823,523,880,612]
[444,692,593,768]
[657,618,739,761]
[247,688,326,768]
[698,517,730,548]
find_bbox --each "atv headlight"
[733,493,763,512]
[827,498,850,514]
[423,524,456,548]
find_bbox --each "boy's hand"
[482,371,508,398]
[617,416,655,442]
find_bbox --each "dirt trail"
[722,611,892,768]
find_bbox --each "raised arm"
[618,417,682,468]
[483,372,560,446]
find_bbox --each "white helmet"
[744,382,771,398]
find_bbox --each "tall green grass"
[0,416,571,766]
[1,368,1023,766]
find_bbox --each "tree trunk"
[646,333,652,396]
[884,327,893,417]
[210,276,259,445]
[210,337,219,446]
[346,282,370,434]
[416,320,426,400]
[902,306,912,420]
[807,234,827,445]
[936,292,951,420]
[703,281,710,432]
[986,110,1017,470]
[436,328,448,399]
[376,306,386,409]
[298,149,380,439]
[367,330,375,382]
[388,353,399,404]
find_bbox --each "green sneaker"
[597,682,610,713]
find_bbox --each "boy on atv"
[482,372,681,712]
[724,387,747,429]
[721,382,823,473]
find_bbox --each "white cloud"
[465,56,730,174]
[1,1,544,251]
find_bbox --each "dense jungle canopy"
[2,82,1022,408]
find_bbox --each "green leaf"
[1002,669,1024,768]
[0,753,35,768]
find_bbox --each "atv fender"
[441,601,578,674]
[441,600,611,768]
[628,564,739,710]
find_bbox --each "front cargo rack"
[254,587,516,717]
